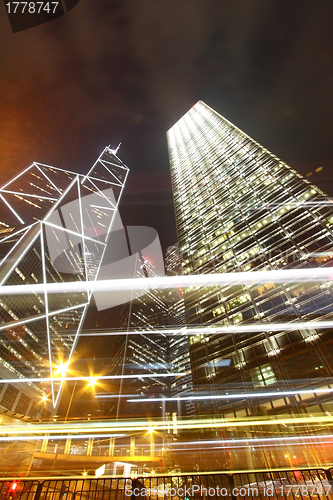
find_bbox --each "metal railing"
[1,468,333,500]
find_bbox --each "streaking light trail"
[167,435,333,446]
[1,267,333,295]
[0,373,186,385]
[0,434,126,442]
[78,320,333,337]
[1,415,333,437]
[127,387,333,402]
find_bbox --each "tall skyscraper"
[0,147,128,416]
[167,101,333,421]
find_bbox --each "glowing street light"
[147,427,154,435]
[54,361,69,378]
[41,395,48,402]
[87,377,98,388]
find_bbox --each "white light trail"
[2,414,332,436]
[1,267,333,295]
[95,394,141,398]
[78,320,333,337]
[1,433,332,446]
[171,440,333,451]
[168,434,333,446]
[0,373,186,385]
[127,387,333,402]
[0,433,125,442]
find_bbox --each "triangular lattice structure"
[0,147,129,406]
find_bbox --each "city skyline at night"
[2,0,333,482]
[1,105,333,474]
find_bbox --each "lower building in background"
[96,253,171,419]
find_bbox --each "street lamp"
[54,361,69,378]
[87,377,98,388]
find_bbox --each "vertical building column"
[150,434,155,457]
[130,435,135,456]
[161,399,166,420]
[172,412,178,435]
[109,437,115,456]
[41,435,49,453]
[64,437,71,455]
[87,438,93,456]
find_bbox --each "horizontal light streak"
[0,373,185,385]
[0,433,125,443]
[171,440,333,451]
[127,387,333,402]
[1,267,333,295]
[168,434,333,446]
[79,320,333,337]
[2,415,333,437]
[2,434,332,448]
[95,394,141,399]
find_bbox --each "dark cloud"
[1,0,333,249]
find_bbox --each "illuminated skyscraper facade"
[0,147,128,416]
[110,256,170,418]
[165,245,194,415]
[167,101,333,419]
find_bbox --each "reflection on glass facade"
[0,147,129,414]
[167,101,333,422]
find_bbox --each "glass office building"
[0,147,128,416]
[167,101,333,423]
[106,263,170,420]
[165,245,194,415]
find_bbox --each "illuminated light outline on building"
[0,147,129,407]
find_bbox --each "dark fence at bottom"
[1,468,333,500]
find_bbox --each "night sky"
[1,0,333,252]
